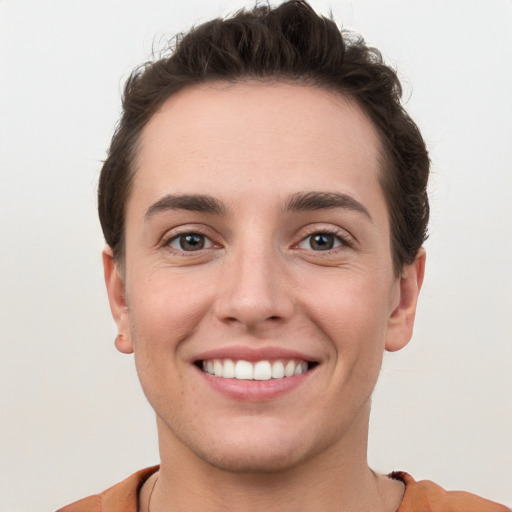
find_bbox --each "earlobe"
[385,248,426,352]
[102,246,133,354]
[114,333,134,355]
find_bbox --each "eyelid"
[159,224,221,251]
[297,233,342,250]
[293,225,355,251]
[168,233,214,251]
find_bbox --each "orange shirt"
[57,466,510,512]
[389,472,510,512]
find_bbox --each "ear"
[102,246,133,354]
[385,248,426,352]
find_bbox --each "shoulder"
[56,466,159,512]
[390,471,510,512]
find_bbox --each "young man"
[58,2,509,511]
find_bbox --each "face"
[104,82,424,473]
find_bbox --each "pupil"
[311,234,333,250]
[181,234,204,250]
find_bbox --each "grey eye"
[298,233,342,251]
[170,233,212,251]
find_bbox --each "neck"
[143,404,404,512]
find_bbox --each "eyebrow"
[145,194,227,220]
[144,191,372,221]
[284,191,372,220]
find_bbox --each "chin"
[194,439,311,475]
[155,394,364,476]
[170,417,336,476]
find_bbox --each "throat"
[148,458,399,512]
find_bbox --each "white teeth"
[213,359,223,377]
[294,361,308,375]
[271,360,285,379]
[253,361,272,381]
[235,360,254,380]
[201,358,310,380]
[223,358,235,378]
[284,360,296,377]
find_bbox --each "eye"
[169,233,213,251]
[298,232,343,251]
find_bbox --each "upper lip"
[192,345,320,363]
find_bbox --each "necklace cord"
[146,474,159,512]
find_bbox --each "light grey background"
[1,1,511,510]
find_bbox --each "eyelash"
[161,226,354,254]
[295,227,354,252]
[162,231,216,253]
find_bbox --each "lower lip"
[197,367,312,401]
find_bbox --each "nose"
[213,242,295,331]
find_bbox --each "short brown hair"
[98,0,429,273]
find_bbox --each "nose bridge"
[215,235,293,327]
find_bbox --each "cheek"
[303,270,392,378]
[126,275,198,407]
[126,269,212,357]
[307,269,392,334]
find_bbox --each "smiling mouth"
[196,359,318,380]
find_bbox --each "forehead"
[131,81,385,212]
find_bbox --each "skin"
[104,82,425,512]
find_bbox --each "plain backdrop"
[1,1,511,510]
